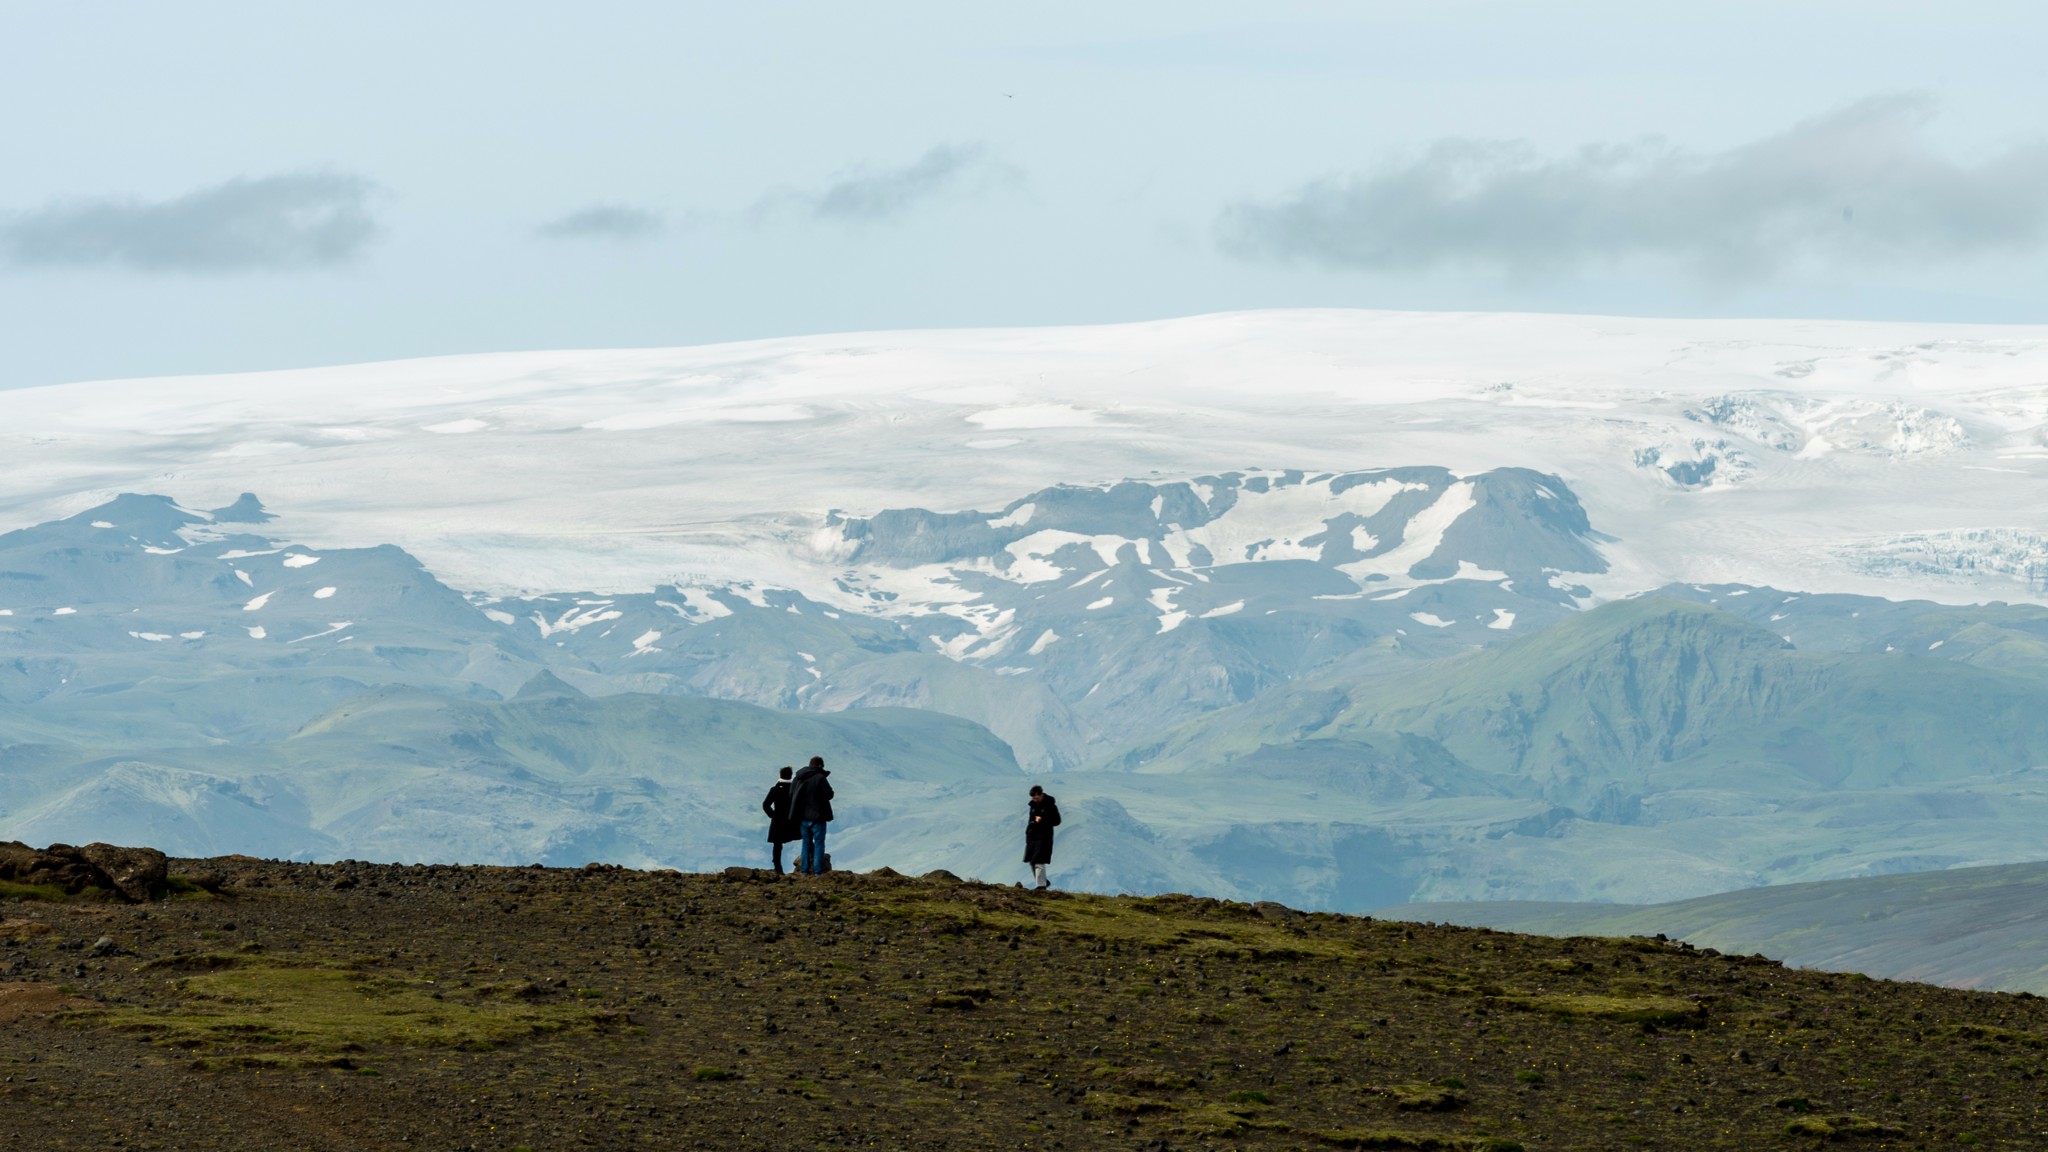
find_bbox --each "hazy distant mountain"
[1133,595,2048,808]
[7,493,2048,910]
[5,311,2048,915]
[1382,860,2048,995]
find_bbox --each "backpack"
[1043,798,1062,828]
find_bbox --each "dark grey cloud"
[1219,95,2048,280]
[534,204,664,243]
[0,172,379,274]
[760,143,1017,225]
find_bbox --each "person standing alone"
[789,755,834,875]
[761,765,798,874]
[1024,784,1061,890]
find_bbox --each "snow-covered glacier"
[4,309,2047,608]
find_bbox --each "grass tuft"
[1089,1091,1172,1114]
[1313,1128,1519,1150]
[1504,992,1703,1025]
[0,880,71,902]
[1225,1089,1273,1106]
[1782,1113,1899,1138]
[1387,1082,1466,1111]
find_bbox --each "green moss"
[0,879,71,902]
[1222,1089,1269,1105]
[1505,992,1703,1025]
[66,957,600,1059]
[866,888,1359,960]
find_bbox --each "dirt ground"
[4,857,2047,1151]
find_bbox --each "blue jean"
[799,820,829,874]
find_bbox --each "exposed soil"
[4,855,2048,1151]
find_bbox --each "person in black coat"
[788,755,835,875]
[761,766,798,874]
[1024,784,1061,890]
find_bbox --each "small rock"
[1253,901,1302,923]
[90,936,117,956]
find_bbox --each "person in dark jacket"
[761,766,798,874]
[788,755,835,875]
[1024,784,1061,890]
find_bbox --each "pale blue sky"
[4,1,2047,389]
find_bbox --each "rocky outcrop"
[0,841,168,902]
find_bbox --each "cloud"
[1218,95,2048,281]
[534,204,664,243]
[0,172,379,274]
[760,143,1017,225]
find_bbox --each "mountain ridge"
[8,492,2048,910]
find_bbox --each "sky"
[3,1,2048,390]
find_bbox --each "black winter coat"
[789,765,834,823]
[1023,793,1061,865]
[761,780,798,844]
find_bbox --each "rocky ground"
[4,850,2048,1151]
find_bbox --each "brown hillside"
[3,854,2047,1150]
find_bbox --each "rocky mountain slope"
[7,851,2048,1151]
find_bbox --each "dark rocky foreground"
[5,851,2048,1150]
